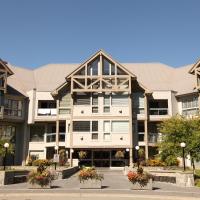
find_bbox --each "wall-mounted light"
[80,136,83,140]
[119,110,122,114]
[120,137,123,140]
[81,110,84,114]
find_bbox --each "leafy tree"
[158,115,200,169]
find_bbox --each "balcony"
[149,108,168,115]
[37,108,57,116]
[45,133,66,143]
[0,106,3,119]
[149,99,168,117]
[148,133,162,144]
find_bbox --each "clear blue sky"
[0,0,200,68]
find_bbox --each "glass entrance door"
[93,150,110,167]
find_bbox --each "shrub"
[165,155,179,166]
[32,159,51,166]
[147,159,165,167]
[115,150,125,159]
[59,149,67,166]
[78,167,104,183]
[127,167,152,187]
[195,179,200,187]
[78,151,87,159]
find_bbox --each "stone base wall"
[80,180,102,189]
[124,167,194,187]
[129,179,153,190]
[0,170,29,186]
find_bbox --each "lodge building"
[0,50,199,167]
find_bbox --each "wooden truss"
[68,50,135,93]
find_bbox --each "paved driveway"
[0,168,200,199]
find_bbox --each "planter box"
[80,179,102,189]
[130,179,153,190]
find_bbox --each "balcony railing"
[37,108,57,116]
[148,133,158,143]
[45,133,66,143]
[0,106,3,119]
[149,108,168,115]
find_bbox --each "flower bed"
[78,167,104,189]
[127,168,152,190]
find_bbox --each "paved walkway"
[0,168,200,199]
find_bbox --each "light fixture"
[180,142,186,171]
[80,136,83,140]
[180,142,186,148]
[70,149,74,153]
[126,148,129,152]
[3,143,9,170]
[4,143,9,148]
[54,145,58,150]
[135,145,139,150]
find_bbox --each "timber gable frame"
[189,59,200,90]
[67,50,136,94]
[0,59,14,93]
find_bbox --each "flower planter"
[130,179,153,190]
[80,179,102,189]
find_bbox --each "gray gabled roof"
[6,60,196,96]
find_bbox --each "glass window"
[104,121,110,132]
[4,99,23,117]
[112,93,128,105]
[104,133,111,141]
[104,95,110,105]
[73,121,90,132]
[92,121,98,132]
[111,121,129,133]
[182,96,199,116]
[87,58,99,75]
[92,133,98,140]
[30,125,45,142]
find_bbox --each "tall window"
[4,99,22,117]
[102,58,115,75]
[30,125,45,142]
[87,58,99,75]
[133,93,145,114]
[92,93,98,113]
[103,121,111,141]
[182,96,199,116]
[0,125,16,142]
[103,94,111,113]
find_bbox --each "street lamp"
[54,145,59,170]
[3,143,9,171]
[180,142,186,171]
[135,145,140,169]
[70,149,74,167]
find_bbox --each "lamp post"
[70,149,74,167]
[54,145,59,170]
[180,142,186,171]
[135,145,140,169]
[3,143,9,171]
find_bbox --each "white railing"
[148,133,158,143]
[45,133,66,143]
[149,108,168,115]
[37,108,57,116]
